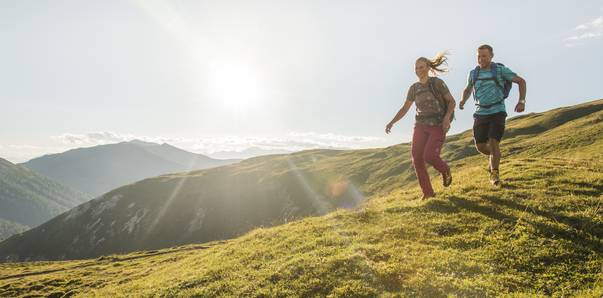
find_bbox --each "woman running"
[385,52,455,199]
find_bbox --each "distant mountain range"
[0,218,28,243]
[0,158,90,241]
[21,140,240,197]
[0,150,355,261]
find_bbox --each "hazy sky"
[1,0,602,162]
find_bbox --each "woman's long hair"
[417,51,449,76]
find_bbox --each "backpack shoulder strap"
[470,66,481,101]
[490,62,504,90]
[470,66,480,86]
[429,77,449,112]
[428,77,440,98]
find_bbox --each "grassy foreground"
[1,101,602,297]
[2,159,602,297]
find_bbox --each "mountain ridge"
[21,140,240,197]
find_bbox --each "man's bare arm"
[512,76,526,113]
[459,87,472,110]
[512,76,526,102]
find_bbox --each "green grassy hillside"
[0,158,90,240]
[1,99,601,296]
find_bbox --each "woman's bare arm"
[386,100,413,134]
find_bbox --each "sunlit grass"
[2,155,601,297]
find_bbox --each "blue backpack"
[470,62,513,109]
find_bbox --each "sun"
[207,60,266,111]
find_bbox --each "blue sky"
[1,0,602,162]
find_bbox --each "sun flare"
[207,60,266,111]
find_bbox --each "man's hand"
[385,122,393,134]
[514,102,525,113]
[459,101,465,110]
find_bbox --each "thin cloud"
[0,144,67,163]
[9,144,43,150]
[567,32,602,40]
[53,132,132,146]
[565,16,603,47]
[52,132,176,147]
[189,132,386,155]
[50,131,387,157]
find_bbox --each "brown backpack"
[428,77,455,122]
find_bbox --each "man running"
[459,44,527,185]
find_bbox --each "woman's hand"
[385,122,393,134]
[442,117,451,134]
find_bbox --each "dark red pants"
[411,123,449,196]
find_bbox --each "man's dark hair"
[478,44,494,54]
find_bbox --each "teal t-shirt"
[466,63,517,116]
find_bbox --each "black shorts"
[473,112,507,144]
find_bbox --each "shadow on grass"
[430,195,603,256]
[482,195,603,255]
[423,199,461,214]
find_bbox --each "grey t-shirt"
[405,77,451,126]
